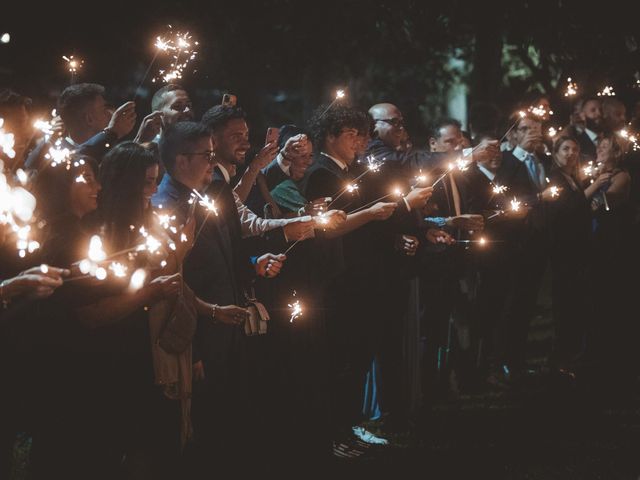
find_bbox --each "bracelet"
[211,304,219,322]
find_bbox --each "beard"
[585,117,602,133]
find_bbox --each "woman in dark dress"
[547,136,606,374]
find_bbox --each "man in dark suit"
[152,122,286,475]
[499,112,557,380]
[573,96,604,164]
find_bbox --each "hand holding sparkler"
[146,272,182,301]
[134,111,164,143]
[283,219,316,241]
[397,234,419,256]
[403,186,433,210]
[107,102,137,139]
[0,265,70,301]
[212,304,250,326]
[425,228,455,245]
[255,253,286,278]
[314,209,346,230]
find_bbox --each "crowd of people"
[1,80,640,478]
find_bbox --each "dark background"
[2,0,639,146]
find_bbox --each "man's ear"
[428,137,436,150]
[84,109,94,129]
[174,153,188,174]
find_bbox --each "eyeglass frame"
[375,117,405,128]
[181,150,216,164]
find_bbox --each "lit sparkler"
[510,198,521,212]
[564,77,578,97]
[288,291,303,323]
[1,159,39,257]
[152,30,199,84]
[62,55,83,84]
[318,88,347,118]
[0,118,16,159]
[597,85,616,97]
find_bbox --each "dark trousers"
[504,234,549,371]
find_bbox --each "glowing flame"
[108,262,128,278]
[510,198,521,212]
[492,184,507,195]
[128,269,147,291]
[88,235,106,262]
[564,78,578,97]
[597,85,616,97]
[288,291,303,323]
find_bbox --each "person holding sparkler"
[152,122,286,474]
[546,136,600,375]
[25,84,137,171]
[134,84,195,145]
[201,105,318,243]
[0,89,35,170]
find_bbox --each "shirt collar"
[477,163,496,181]
[585,128,599,143]
[320,152,348,172]
[217,163,231,184]
[64,136,81,148]
[512,145,534,162]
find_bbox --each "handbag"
[159,284,198,354]
[243,288,270,336]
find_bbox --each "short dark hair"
[307,104,371,149]
[429,118,462,139]
[0,88,32,111]
[151,83,185,112]
[277,124,307,150]
[201,105,247,135]
[57,83,105,132]
[159,121,211,174]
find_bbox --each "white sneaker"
[352,426,389,446]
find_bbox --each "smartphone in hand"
[265,127,279,146]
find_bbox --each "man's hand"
[255,253,286,278]
[214,304,250,325]
[51,115,65,137]
[471,139,499,164]
[397,234,419,256]
[282,134,311,161]
[446,214,485,231]
[367,202,397,221]
[251,142,279,171]
[404,186,433,210]
[316,209,346,230]
[539,184,564,201]
[426,229,455,245]
[108,101,137,139]
[134,111,163,144]
[192,361,205,382]
[284,219,315,241]
[2,265,70,300]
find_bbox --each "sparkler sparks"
[564,77,578,97]
[318,88,347,118]
[0,118,16,159]
[108,262,128,278]
[190,190,218,216]
[62,55,83,84]
[510,198,521,212]
[1,161,39,257]
[492,184,508,195]
[288,291,303,323]
[597,85,616,97]
[152,30,199,84]
[550,186,560,198]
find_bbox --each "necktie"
[524,153,544,191]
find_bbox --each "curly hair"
[307,104,371,149]
[98,142,158,251]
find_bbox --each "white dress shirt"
[218,164,312,239]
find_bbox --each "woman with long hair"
[547,136,606,375]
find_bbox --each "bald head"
[369,103,405,149]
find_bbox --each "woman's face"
[69,167,101,218]
[290,147,314,181]
[143,164,159,209]
[596,138,613,163]
[555,139,579,170]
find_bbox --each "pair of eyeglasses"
[376,118,405,128]
[182,151,216,164]
[171,103,192,113]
